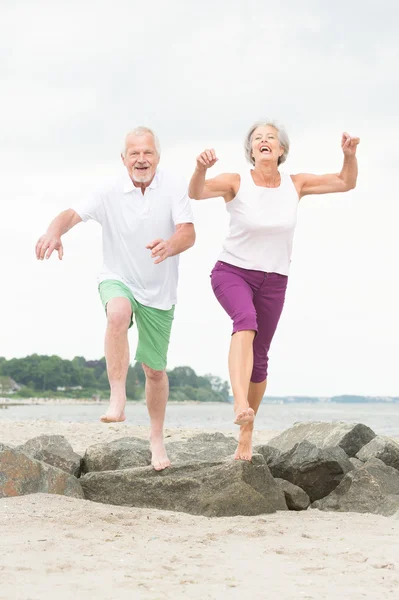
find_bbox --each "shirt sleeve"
[172,179,194,226]
[72,190,105,224]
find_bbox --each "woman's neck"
[252,163,280,187]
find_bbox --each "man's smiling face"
[122,133,160,185]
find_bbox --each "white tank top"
[218,171,299,275]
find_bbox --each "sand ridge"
[1,494,398,600]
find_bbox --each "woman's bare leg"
[235,379,267,460]
[228,330,256,426]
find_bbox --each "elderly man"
[36,126,195,470]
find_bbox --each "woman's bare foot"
[234,406,255,426]
[234,423,253,461]
[150,435,171,471]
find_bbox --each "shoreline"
[2,397,399,407]
[0,398,231,407]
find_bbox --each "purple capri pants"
[210,261,288,383]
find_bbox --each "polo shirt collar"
[123,169,160,194]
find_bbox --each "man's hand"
[146,238,171,264]
[36,233,64,260]
[196,149,218,172]
[35,209,82,261]
[341,132,360,157]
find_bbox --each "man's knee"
[142,363,165,382]
[106,299,131,331]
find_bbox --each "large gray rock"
[267,422,376,457]
[254,444,282,465]
[275,478,310,511]
[82,437,151,473]
[166,432,237,464]
[312,458,399,517]
[0,445,84,499]
[0,443,13,451]
[266,440,354,502]
[349,457,364,469]
[356,436,399,471]
[81,454,287,517]
[17,435,82,477]
[83,433,238,473]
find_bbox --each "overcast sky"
[1,0,398,396]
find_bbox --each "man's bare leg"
[235,379,267,461]
[142,363,171,471]
[229,330,256,425]
[100,297,131,423]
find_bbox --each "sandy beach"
[1,420,399,600]
[0,419,281,455]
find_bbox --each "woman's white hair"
[244,120,290,166]
[122,126,161,156]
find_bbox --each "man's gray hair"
[122,126,161,156]
[244,120,290,166]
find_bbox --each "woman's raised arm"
[292,133,360,199]
[188,148,239,202]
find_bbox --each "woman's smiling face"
[251,125,283,167]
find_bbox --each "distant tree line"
[0,355,230,402]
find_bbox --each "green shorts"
[99,280,175,372]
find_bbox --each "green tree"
[168,366,199,388]
[203,374,230,401]
[126,365,143,400]
[0,354,229,402]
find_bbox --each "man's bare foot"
[234,424,253,461]
[100,397,126,423]
[234,406,255,426]
[100,411,126,423]
[150,435,171,471]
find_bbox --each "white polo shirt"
[73,168,194,310]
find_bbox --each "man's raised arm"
[36,209,82,260]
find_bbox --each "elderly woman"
[188,121,360,460]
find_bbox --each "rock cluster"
[2,423,399,517]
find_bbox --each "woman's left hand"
[341,132,360,157]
